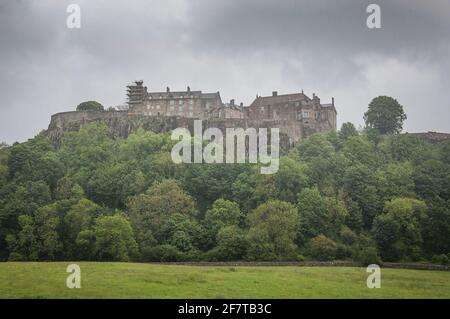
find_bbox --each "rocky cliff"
[46,111,299,149]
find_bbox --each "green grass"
[0,262,449,298]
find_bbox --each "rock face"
[46,111,300,149]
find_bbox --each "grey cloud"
[0,0,449,143]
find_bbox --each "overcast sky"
[1,0,449,143]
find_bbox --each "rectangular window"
[179,100,183,105]
[189,99,193,105]
[179,106,183,111]
[156,105,160,109]
[302,111,309,118]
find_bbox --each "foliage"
[364,96,407,134]
[246,200,298,260]
[76,101,104,111]
[309,235,337,261]
[1,104,449,263]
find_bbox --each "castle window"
[189,99,193,105]
[179,106,183,111]
[260,106,264,111]
[189,112,193,117]
[147,105,150,110]
[302,111,310,118]
[156,105,160,110]
[149,112,152,116]
[179,100,183,105]
[170,100,174,105]
[170,106,174,111]
[295,102,300,107]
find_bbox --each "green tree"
[339,122,358,141]
[126,179,196,248]
[372,198,427,261]
[364,96,407,134]
[93,213,138,261]
[63,198,103,259]
[296,187,329,245]
[76,101,104,111]
[309,235,337,261]
[213,226,247,261]
[246,200,298,260]
[6,204,62,260]
[343,164,382,229]
[204,199,242,235]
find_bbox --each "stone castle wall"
[46,111,303,148]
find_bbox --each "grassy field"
[0,262,449,298]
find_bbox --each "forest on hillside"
[0,97,450,265]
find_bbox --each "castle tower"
[127,80,147,107]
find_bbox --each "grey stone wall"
[46,111,300,149]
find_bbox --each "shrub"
[431,254,449,265]
[309,235,337,261]
[336,243,352,259]
[353,246,381,265]
[141,245,184,262]
[76,101,104,111]
[339,226,357,246]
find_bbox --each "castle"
[46,80,338,147]
[126,80,337,136]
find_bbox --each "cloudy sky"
[1,0,449,143]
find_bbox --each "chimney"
[272,91,278,97]
[187,86,191,93]
[166,86,170,92]
[230,99,235,107]
[332,97,335,106]
[313,93,316,99]
[240,102,243,107]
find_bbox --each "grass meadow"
[0,262,449,298]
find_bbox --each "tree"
[296,187,330,245]
[159,213,208,251]
[343,164,383,229]
[309,235,337,261]
[76,101,104,111]
[246,200,298,260]
[216,226,247,261]
[204,199,242,235]
[364,96,407,134]
[93,213,138,261]
[63,198,102,259]
[372,198,427,261]
[342,135,378,167]
[413,159,449,201]
[422,197,450,257]
[6,204,62,260]
[272,157,308,203]
[126,179,196,247]
[339,122,358,141]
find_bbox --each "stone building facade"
[127,80,222,119]
[125,80,337,140]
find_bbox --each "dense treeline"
[1,118,450,264]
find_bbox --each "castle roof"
[147,90,220,100]
[250,92,311,107]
